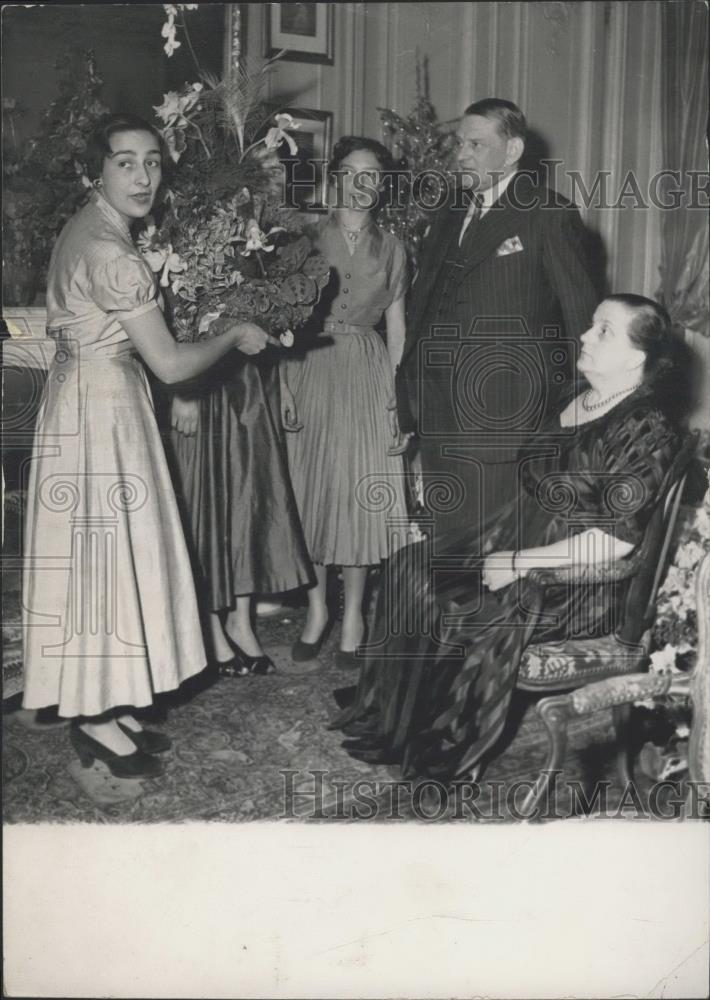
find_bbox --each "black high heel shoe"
[70,724,164,778]
[212,655,250,679]
[291,618,334,662]
[340,738,400,766]
[117,721,172,754]
[335,622,369,670]
[335,647,367,670]
[225,636,276,675]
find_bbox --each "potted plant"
[2,48,110,305]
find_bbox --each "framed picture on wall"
[265,3,334,64]
[278,108,333,212]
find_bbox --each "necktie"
[458,192,483,246]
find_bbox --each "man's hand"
[231,322,281,356]
[171,395,199,436]
[281,382,303,432]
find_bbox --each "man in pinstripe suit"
[396,98,599,540]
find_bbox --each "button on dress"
[284,216,409,566]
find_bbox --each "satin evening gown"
[169,353,313,609]
[330,390,680,781]
[22,192,207,717]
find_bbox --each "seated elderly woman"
[330,294,687,782]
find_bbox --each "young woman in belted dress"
[281,136,410,665]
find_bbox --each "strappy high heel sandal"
[226,638,276,676]
[213,655,250,679]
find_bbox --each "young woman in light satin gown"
[22,113,277,777]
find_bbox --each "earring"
[93,178,103,190]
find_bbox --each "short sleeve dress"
[22,192,206,717]
[284,216,409,566]
[331,389,682,780]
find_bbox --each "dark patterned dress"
[330,389,680,781]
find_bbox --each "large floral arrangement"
[136,5,329,344]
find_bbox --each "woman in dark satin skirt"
[330,295,687,781]
[169,351,313,676]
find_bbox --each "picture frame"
[278,108,333,213]
[264,3,334,65]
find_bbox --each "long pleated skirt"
[22,352,207,717]
[285,329,407,566]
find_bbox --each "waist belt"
[49,330,139,365]
[322,321,376,335]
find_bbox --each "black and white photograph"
[278,107,332,208]
[265,1,334,62]
[2,2,709,997]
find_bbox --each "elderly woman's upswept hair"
[607,292,691,419]
[84,113,167,182]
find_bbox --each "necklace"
[582,383,641,412]
[338,218,370,244]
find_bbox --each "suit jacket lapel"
[454,190,522,278]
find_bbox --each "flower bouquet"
[651,464,710,673]
[637,458,710,780]
[136,6,330,345]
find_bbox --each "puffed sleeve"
[387,239,409,305]
[579,405,678,546]
[88,253,159,320]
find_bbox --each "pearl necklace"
[582,383,641,412]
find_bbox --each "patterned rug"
[4,604,671,823]
[2,493,675,824]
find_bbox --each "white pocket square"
[495,236,524,256]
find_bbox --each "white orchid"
[153,83,207,162]
[153,83,203,126]
[161,4,199,57]
[161,20,181,57]
[264,113,300,155]
[198,307,225,336]
[137,223,187,289]
[160,249,187,288]
[238,219,286,256]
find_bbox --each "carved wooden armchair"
[514,432,700,817]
